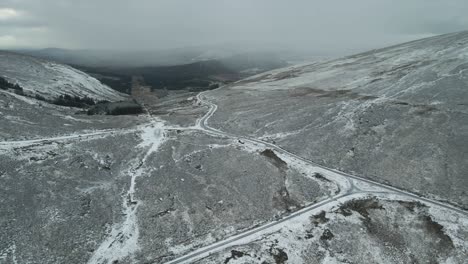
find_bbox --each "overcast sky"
[1,0,467,54]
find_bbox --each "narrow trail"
[0,130,117,148]
[87,83,172,264]
[87,122,166,264]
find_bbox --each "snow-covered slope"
[0,51,143,141]
[206,30,468,208]
[0,51,127,101]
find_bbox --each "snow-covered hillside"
[1,32,468,264]
[206,30,468,208]
[0,51,127,102]
[0,51,143,141]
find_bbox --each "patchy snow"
[0,130,115,152]
[166,194,370,264]
[0,243,18,264]
[187,194,468,264]
[137,121,167,160]
[87,121,167,264]
[166,233,217,257]
[274,150,348,194]
[0,90,38,105]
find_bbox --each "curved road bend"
[195,92,468,216]
[162,93,468,263]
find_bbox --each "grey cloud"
[0,0,467,53]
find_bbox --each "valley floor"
[1,88,467,264]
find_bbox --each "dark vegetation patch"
[0,77,128,113]
[14,89,24,95]
[224,250,250,264]
[320,229,334,241]
[304,230,314,239]
[94,60,237,91]
[311,211,329,226]
[268,247,288,264]
[337,199,454,253]
[122,54,285,90]
[53,94,96,108]
[35,94,46,101]
[260,149,287,170]
[392,101,410,106]
[87,101,143,115]
[313,172,331,182]
[0,76,24,93]
[337,198,384,219]
[354,202,406,249]
[397,200,425,212]
[74,65,132,94]
[421,215,454,249]
[24,89,142,115]
[360,211,455,256]
[2,82,141,116]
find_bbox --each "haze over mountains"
[15,47,304,68]
[11,47,293,97]
[1,30,468,264]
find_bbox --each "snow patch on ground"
[193,193,468,264]
[87,121,167,264]
[0,243,18,264]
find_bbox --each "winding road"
[1,89,466,264]
[164,91,468,264]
